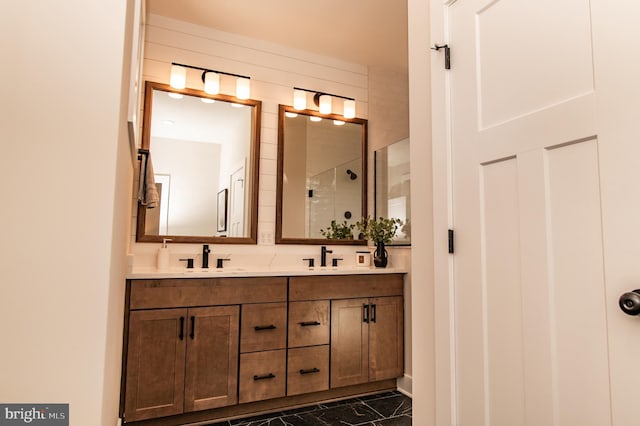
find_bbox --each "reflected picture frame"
[217,188,228,232]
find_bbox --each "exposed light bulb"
[203,72,220,95]
[236,77,250,99]
[170,64,186,89]
[293,89,307,110]
[319,94,332,114]
[343,99,356,119]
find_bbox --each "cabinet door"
[124,308,187,422]
[330,298,369,388]
[184,305,240,412]
[369,296,404,381]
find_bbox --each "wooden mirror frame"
[276,104,368,245]
[136,81,261,244]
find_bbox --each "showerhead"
[346,169,357,180]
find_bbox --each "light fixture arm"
[171,62,251,82]
[293,87,355,105]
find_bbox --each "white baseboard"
[396,374,413,398]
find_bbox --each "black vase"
[373,242,388,268]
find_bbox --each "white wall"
[0,1,132,425]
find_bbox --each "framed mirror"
[276,104,367,245]
[136,81,261,244]
[375,138,411,245]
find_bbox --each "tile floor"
[205,391,412,426]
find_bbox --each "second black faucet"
[320,246,332,267]
[202,244,211,269]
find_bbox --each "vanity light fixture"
[293,89,307,110]
[169,64,187,89]
[292,87,356,118]
[236,77,250,99]
[203,71,220,95]
[309,116,322,122]
[333,120,345,126]
[319,94,332,114]
[343,99,356,119]
[169,62,251,99]
[285,111,298,118]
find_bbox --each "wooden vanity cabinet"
[121,274,403,425]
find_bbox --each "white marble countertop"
[126,266,407,279]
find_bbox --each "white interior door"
[440,0,640,425]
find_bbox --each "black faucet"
[320,246,332,267]
[202,244,211,269]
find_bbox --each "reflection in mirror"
[137,81,261,244]
[276,105,367,245]
[375,138,411,245]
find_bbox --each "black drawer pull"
[299,321,321,327]
[189,316,195,339]
[253,373,276,381]
[179,316,185,340]
[363,304,370,323]
[299,368,320,375]
[254,324,277,331]
[371,304,377,323]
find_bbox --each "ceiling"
[146,0,408,72]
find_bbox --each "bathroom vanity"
[119,270,405,425]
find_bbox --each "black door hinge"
[431,44,451,70]
[448,229,454,254]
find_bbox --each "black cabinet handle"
[189,316,195,339]
[253,373,276,381]
[179,316,185,340]
[299,368,320,375]
[299,321,321,327]
[371,304,377,323]
[363,304,369,323]
[254,324,276,331]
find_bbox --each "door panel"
[474,0,594,129]
[545,140,610,425]
[480,158,525,426]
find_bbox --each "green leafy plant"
[355,216,403,244]
[320,220,356,240]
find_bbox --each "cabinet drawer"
[287,346,329,396]
[288,301,329,348]
[289,274,403,301]
[129,277,287,309]
[239,350,286,403]
[241,302,287,353]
